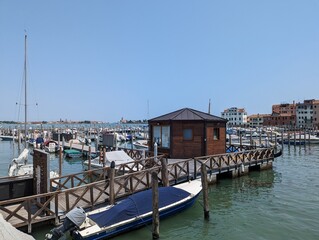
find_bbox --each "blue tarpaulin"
[89,186,190,228]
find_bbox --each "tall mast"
[24,33,27,147]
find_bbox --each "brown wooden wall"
[170,121,204,159]
[149,120,226,159]
[206,125,226,155]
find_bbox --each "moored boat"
[72,179,202,240]
[83,150,135,173]
[64,149,82,158]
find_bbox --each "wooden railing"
[0,147,274,233]
[50,155,164,191]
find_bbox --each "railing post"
[59,146,63,177]
[193,158,197,179]
[109,161,115,205]
[27,199,32,233]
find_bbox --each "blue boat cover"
[89,186,190,228]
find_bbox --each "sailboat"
[8,34,59,181]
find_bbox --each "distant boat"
[72,179,202,240]
[132,139,148,150]
[83,150,135,173]
[44,140,58,153]
[0,136,15,141]
[64,149,82,158]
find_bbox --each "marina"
[0,123,319,239]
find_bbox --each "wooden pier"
[0,145,275,233]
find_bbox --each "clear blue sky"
[1,1,318,123]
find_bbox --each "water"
[1,140,319,239]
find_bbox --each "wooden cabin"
[148,108,228,159]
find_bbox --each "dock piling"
[160,158,169,187]
[201,163,209,220]
[152,171,160,239]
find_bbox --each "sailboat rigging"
[8,34,59,181]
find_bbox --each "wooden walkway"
[0,146,275,233]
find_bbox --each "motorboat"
[83,150,135,173]
[72,179,202,239]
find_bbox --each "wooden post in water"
[160,158,169,187]
[201,163,209,220]
[281,130,284,149]
[259,129,262,146]
[239,133,242,151]
[299,128,301,145]
[229,133,232,145]
[59,146,63,177]
[308,128,311,144]
[250,128,253,146]
[103,147,106,168]
[88,146,91,171]
[294,128,296,146]
[18,129,21,151]
[304,128,306,145]
[109,161,115,205]
[152,171,160,239]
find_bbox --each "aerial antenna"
[208,99,211,114]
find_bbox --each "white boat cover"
[12,148,29,164]
[0,213,35,240]
[105,150,134,164]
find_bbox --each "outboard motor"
[45,207,86,240]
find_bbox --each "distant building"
[296,99,316,128]
[272,102,296,115]
[263,113,296,128]
[221,107,248,127]
[248,114,268,128]
[313,100,319,128]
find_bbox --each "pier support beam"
[231,164,249,178]
[259,161,273,170]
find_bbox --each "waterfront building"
[296,99,316,128]
[247,114,268,128]
[272,102,296,115]
[263,113,296,128]
[221,107,248,127]
[148,108,227,159]
[313,100,319,129]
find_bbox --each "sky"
[0,0,318,123]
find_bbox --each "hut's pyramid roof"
[149,108,227,122]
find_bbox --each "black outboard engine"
[45,207,86,240]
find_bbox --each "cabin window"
[213,128,220,140]
[153,125,170,148]
[183,129,193,141]
[161,126,170,148]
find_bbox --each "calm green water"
[1,140,319,239]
